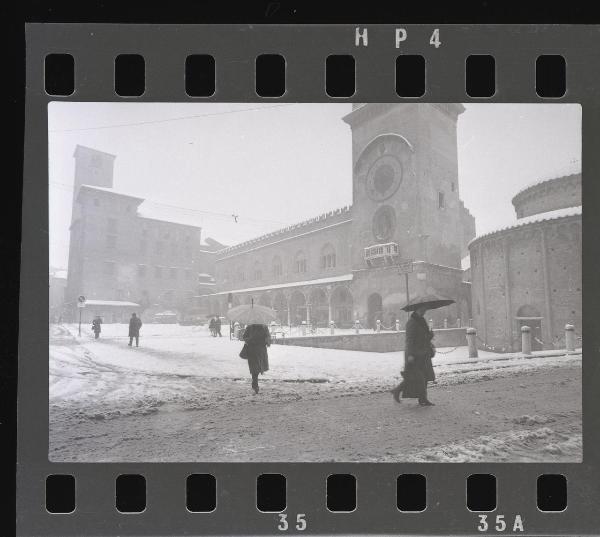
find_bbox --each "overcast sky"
[49,102,581,270]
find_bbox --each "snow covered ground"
[49,323,582,462]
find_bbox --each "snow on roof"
[137,203,203,229]
[79,184,144,200]
[85,300,140,307]
[469,206,581,246]
[219,206,353,256]
[512,172,581,201]
[461,255,471,271]
[195,273,354,297]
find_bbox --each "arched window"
[253,261,263,281]
[236,266,245,282]
[294,251,307,274]
[320,243,337,270]
[272,255,283,278]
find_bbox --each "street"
[49,324,582,462]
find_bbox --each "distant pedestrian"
[239,323,271,394]
[128,313,142,347]
[390,305,436,406]
[209,317,216,337]
[215,316,222,337]
[91,316,102,339]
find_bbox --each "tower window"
[451,182,455,192]
[438,192,445,209]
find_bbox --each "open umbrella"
[226,300,277,325]
[401,294,455,312]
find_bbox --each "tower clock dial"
[366,155,403,201]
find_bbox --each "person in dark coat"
[239,323,271,394]
[390,305,436,406]
[208,317,216,337]
[215,317,222,337]
[128,313,142,347]
[91,317,102,339]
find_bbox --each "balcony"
[364,242,400,267]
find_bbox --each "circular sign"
[366,155,403,201]
[78,295,86,303]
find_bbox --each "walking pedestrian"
[209,317,216,337]
[390,305,435,406]
[389,294,454,406]
[215,316,222,337]
[91,316,102,339]
[239,323,271,394]
[128,313,142,347]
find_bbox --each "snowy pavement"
[49,323,582,462]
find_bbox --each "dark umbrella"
[401,294,455,312]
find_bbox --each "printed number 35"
[278,513,307,531]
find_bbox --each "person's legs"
[135,335,139,347]
[128,337,133,346]
[251,373,259,393]
[95,332,99,339]
[418,380,434,406]
[390,380,404,402]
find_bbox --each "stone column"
[466,327,478,358]
[376,319,381,333]
[565,324,575,352]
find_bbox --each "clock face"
[366,155,403,201]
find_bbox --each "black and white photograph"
[48,102,582,463]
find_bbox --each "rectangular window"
[140,239,147,254]
[438,192,445,209]
[107,217,117,233]
[170,267,177,279]
[94,198,100,207]
[155,266,162,279]
[103,261,115,276]
[156,241,164,255]
[106,235,117,249]
[138,265,147,277]
[116,289,124,300]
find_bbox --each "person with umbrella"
[390,295,454,406]
[228,300,276,394]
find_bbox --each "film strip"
[19,23,598,536]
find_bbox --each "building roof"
[78,184,145,202]
[218,205,353,258]
[84,300,140,307]
[74,145,117,160]
[511,172,581,204]
[469,205,581,247]
[196,273,354,297]
[136,205,203,229]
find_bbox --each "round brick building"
[468,173,581,352]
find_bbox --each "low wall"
[273,328,467,353]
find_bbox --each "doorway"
[367,293,383,329]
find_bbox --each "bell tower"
[343,103,467,270]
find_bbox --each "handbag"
[239,343,250,360]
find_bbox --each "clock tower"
[343,103,468,270]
